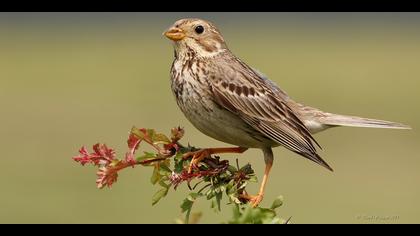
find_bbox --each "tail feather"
[320,114,411,130]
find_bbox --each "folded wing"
[209,59,333,171]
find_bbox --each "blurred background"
[0,12,419,223]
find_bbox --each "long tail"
[319,113,411,130]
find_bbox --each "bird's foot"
[183,149,211,173]
[183,147,248,173]
[240,193,264,208]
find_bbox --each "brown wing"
[209,57,333,171]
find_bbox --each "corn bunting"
[163,18,410,207]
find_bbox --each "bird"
[163,18,411,207]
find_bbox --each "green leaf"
[270,196,284,210]
[159,164,172,174]
[230,195,242,204]
[226,180,236,194]
[181,193,203,224]
[238,181,248,190]
[210,199,216,209]
[158,159,171,173]
[239,163,253,173]
[150,166,161,185]
[227,203,283,224]
[248,175,258,183]
[146,129,156,140]
[174,154,185,173]
[227,165,237,173]
[181,198,194,213]
[206,189,215,200]
[137,152,156,162]
[239,205,255,223]
[215,191,222,212]
[144,151,156,158]
[131,126,145,139]
[152,188,168,205]
[232,204,241,219]
[180,193,202,224]
[158,179,170,189]
[152,133,171,144]
[174,152,183,160]
[181,193,200,213]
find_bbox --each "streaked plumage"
[164,18,410,206]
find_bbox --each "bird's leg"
[183,147,248,173]
[241,162,272,207]
[240,148,273,207]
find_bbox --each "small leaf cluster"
[73,126,287,224]
[228,196,289,224]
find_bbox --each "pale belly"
[174,82,275,148]
[183,100,273,148]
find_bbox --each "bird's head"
[164,18,228,58]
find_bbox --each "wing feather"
[209,57,333,171]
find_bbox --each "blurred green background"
[0,12,419,223]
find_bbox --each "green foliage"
[228,198,288,224]
[73,127,288,224]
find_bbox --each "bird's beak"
[164,27,185,41]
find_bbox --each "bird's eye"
[194,25,204,34]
